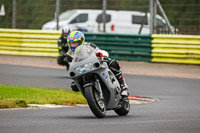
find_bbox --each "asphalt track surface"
[0,64,200,133]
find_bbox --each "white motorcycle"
[68,45,130,118]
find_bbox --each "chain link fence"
[0,0,199,35]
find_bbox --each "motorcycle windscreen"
[73,45,95,62]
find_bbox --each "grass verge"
[0,84,87,109]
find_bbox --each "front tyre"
[114,97,130,116]
[84,86,106,118]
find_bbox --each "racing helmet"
[67,31,85,52]
[62,27,70,39]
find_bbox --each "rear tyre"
[114,97,130,116]
[84,86,106,118]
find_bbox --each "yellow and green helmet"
[67,31,85,52]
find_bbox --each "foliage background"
[0,0,199,34]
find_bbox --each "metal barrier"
[0,28,61,57]
[2,29,200,64]
[0,28,152,61]
[85,33,152,61]
[152,34,200,64]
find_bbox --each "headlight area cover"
[74,63,92,74]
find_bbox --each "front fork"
[82,76,104,100]
[94,79,104,100]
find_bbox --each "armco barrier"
[85,33,152,61]
[0,28,152,61]
[0,28,61,57]
[1,28,200,64]
[152,34,200,64]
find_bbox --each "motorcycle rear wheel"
[114,97,130,116]
[84,86,106,118]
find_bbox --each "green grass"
[0,84,87,109]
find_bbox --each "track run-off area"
[0,63,200,133]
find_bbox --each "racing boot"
[119,77,129,96]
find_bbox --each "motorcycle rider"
[67,31,129,96]
[57,28,70,70]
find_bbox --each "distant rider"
[66,31,129,96]
[57,28,70,70]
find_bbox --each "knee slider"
[57,56,66,65]
[71,81,79,92]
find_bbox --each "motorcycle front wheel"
[84,86,106,118]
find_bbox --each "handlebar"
[99,57,109,63]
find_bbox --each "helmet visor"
[69,41,79,51]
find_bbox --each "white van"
[42,9,167,34]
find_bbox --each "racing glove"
[96,50,109,59]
